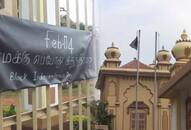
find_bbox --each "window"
[128,101,149,130]
[0,0,4,9]
[131,112,146,130]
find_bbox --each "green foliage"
[79,23,85,30]
[89,100,114,130]
[73,115,88,130]
[3,104,16,117]
[73,115,88,122]
[96,101,113,125]
[60,15,91,31]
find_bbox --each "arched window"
[128,101,149,130]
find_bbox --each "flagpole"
[135,30,140,130]
[154,32,158,130]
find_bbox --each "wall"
[101,74,171,130]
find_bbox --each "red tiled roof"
[121,59,153,69]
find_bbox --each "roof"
[121,59,153,70]
[159,60,191,97]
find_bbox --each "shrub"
[89,100,114,130]
[73,115,88,130]
[3,104,16,117]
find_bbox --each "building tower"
[103,42,121,68]
[157,46,172,71]
[171,29,191,75]
[156,47,172,130]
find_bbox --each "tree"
[89,100,114,130]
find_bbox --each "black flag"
[129,37,138,50]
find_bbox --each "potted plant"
[89,100,114,130]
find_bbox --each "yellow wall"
[100,73,171,130]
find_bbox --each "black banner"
[0,15,97,92]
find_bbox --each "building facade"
[159,30,191,130]
[96,31,188,130]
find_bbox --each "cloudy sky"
[23,0,191,65]
[96,0,191,65]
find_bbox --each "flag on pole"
[129,37,138,50]
[153,32,158,130]
[131,30,140,130]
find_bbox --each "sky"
[96,0,191,65]
[60,0,93,25]
[24,0,191,66]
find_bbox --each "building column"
[180,91,186,130]
[171,99,177,130]
[176,96,181,130]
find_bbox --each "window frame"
[128,101,149,130]
[130,109,147,130]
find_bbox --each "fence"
[0,0,97,130]
[0,81,95,130]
